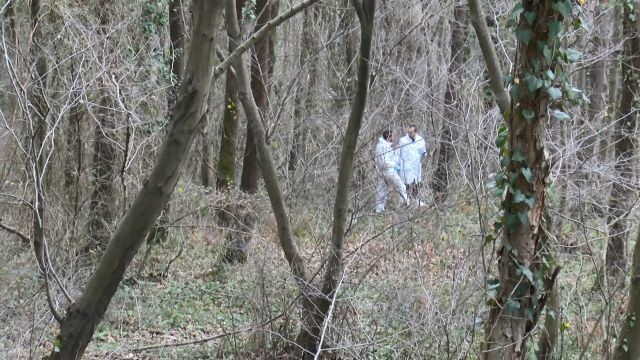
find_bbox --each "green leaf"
[547,19,562,38]
[566,48,582,62]
[512,149,527,163]
[503,74,514,85]
[554,110,570,121]
[506,18,519,28]
[573,17,582,30]
[545,69,555,80]
[518,210,528,225]
[554,0,573,19]
[522,108,535,123]
[524,71,543,92]
[530,58,541,70]
[509,84,522,98]
[516,28,534,45]
[523,195,535,209]
[548,86,562,100]
[486,180,497,189]
[514,190,526,204]
[507,299,521,311]
[521,167,533,182]
[543,45,553,64]
[521,266,533,282]
[488,278,500,290]
[505,213,519,229]
[512,3,525,15]
[485,234,493,243]
[509,171,518,185]
[494,221,503,231]
[525,11,536,25]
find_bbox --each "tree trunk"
[471,0,559,358]
[605,0,640,279]
[240,0,273,193]
[603,4,623,164]
[47,2,226,357]
[584,3,607,161]
[288,6,319,176]
[536,210,560,360]
[216,0,245,191]
[294,2,375,356]
[613,224,640,360]
[430,5,467,203]
[88,2,117,250]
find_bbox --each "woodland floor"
[0,190,632,359]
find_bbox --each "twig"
[0,221,31,245]
[213,0,320,78]
[130,313,284,352]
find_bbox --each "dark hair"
[408,124,418,132]
[382,129,393,140]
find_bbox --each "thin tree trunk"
[47,2,226,357]
[605,0,640,279]
[240,0,273,193]
[288,6,319,176]
[88,2,117,250]
[584,5,607,161]
[430,5,467,203]
[603,4,623,164]
[613,223,640,360]
[216,0,244,191]
[295,2,375,356]
[536,210,560,359]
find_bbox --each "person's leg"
[375,175,389,212]
[387,172,409,206]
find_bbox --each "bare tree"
[431,4,467,203]
[605,0,640,279]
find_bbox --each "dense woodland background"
[1,0,639,358]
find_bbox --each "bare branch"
[0,220,31,245]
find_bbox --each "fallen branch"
[0,220,31,245]
[130,313,284,352]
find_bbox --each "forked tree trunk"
[295,2,375,356]
[240,0,273,193]
[216,0,245,191]
[288,6,319,176]
[613,223,640,360]
[88,3,117,250]
[226,0,374,357]
[605,0,640,279]
[470,0,558,358]
[47,2,226,357]
[430,5,467,203]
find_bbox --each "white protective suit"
[398,134,427,185]
[374,136,409,212]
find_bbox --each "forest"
[0,0,638,358]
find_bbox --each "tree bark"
[536,210,560,360]
[605,0,640,279]
[430,5,467,203]
[47,1,226,357]
[288,5,319,176]
[88,2,117,250]
[603,4,623,164]
[216,0,245,191]
[240,0,273,193]
[613,224,640,360]
[294,2,375,356]
[475,1,556,358]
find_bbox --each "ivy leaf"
[486,180,497,189]
[547,19,562,38]
[554,110,570,121]
[522,108,535,123]
[521,167,533,182]
[504,74,514,85]
[494,221,503,231]
[518,210,528,225]
[488,278,500,290]
[566,48,582,63]
[514,190,526,204]
[512,149,527,163]
[507,299,521,311]
[525,11,537,25]
[543,44,553,64]
[524,71,543,92]
[573,17,581,30]
[505,213,519,230]
[510,84,522,98]
[554,0,573,19]
[530,58,541,70]
[523,195,535,209]
[516,28,534,45]
[485,234,493,243]
[545,69,555,80]
[512,3,525,15]
[506,18,519,28]
[521,266,534,282]
[547,86,563,100]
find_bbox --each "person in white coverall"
[375,129,410,213]
[398,124,427,206]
